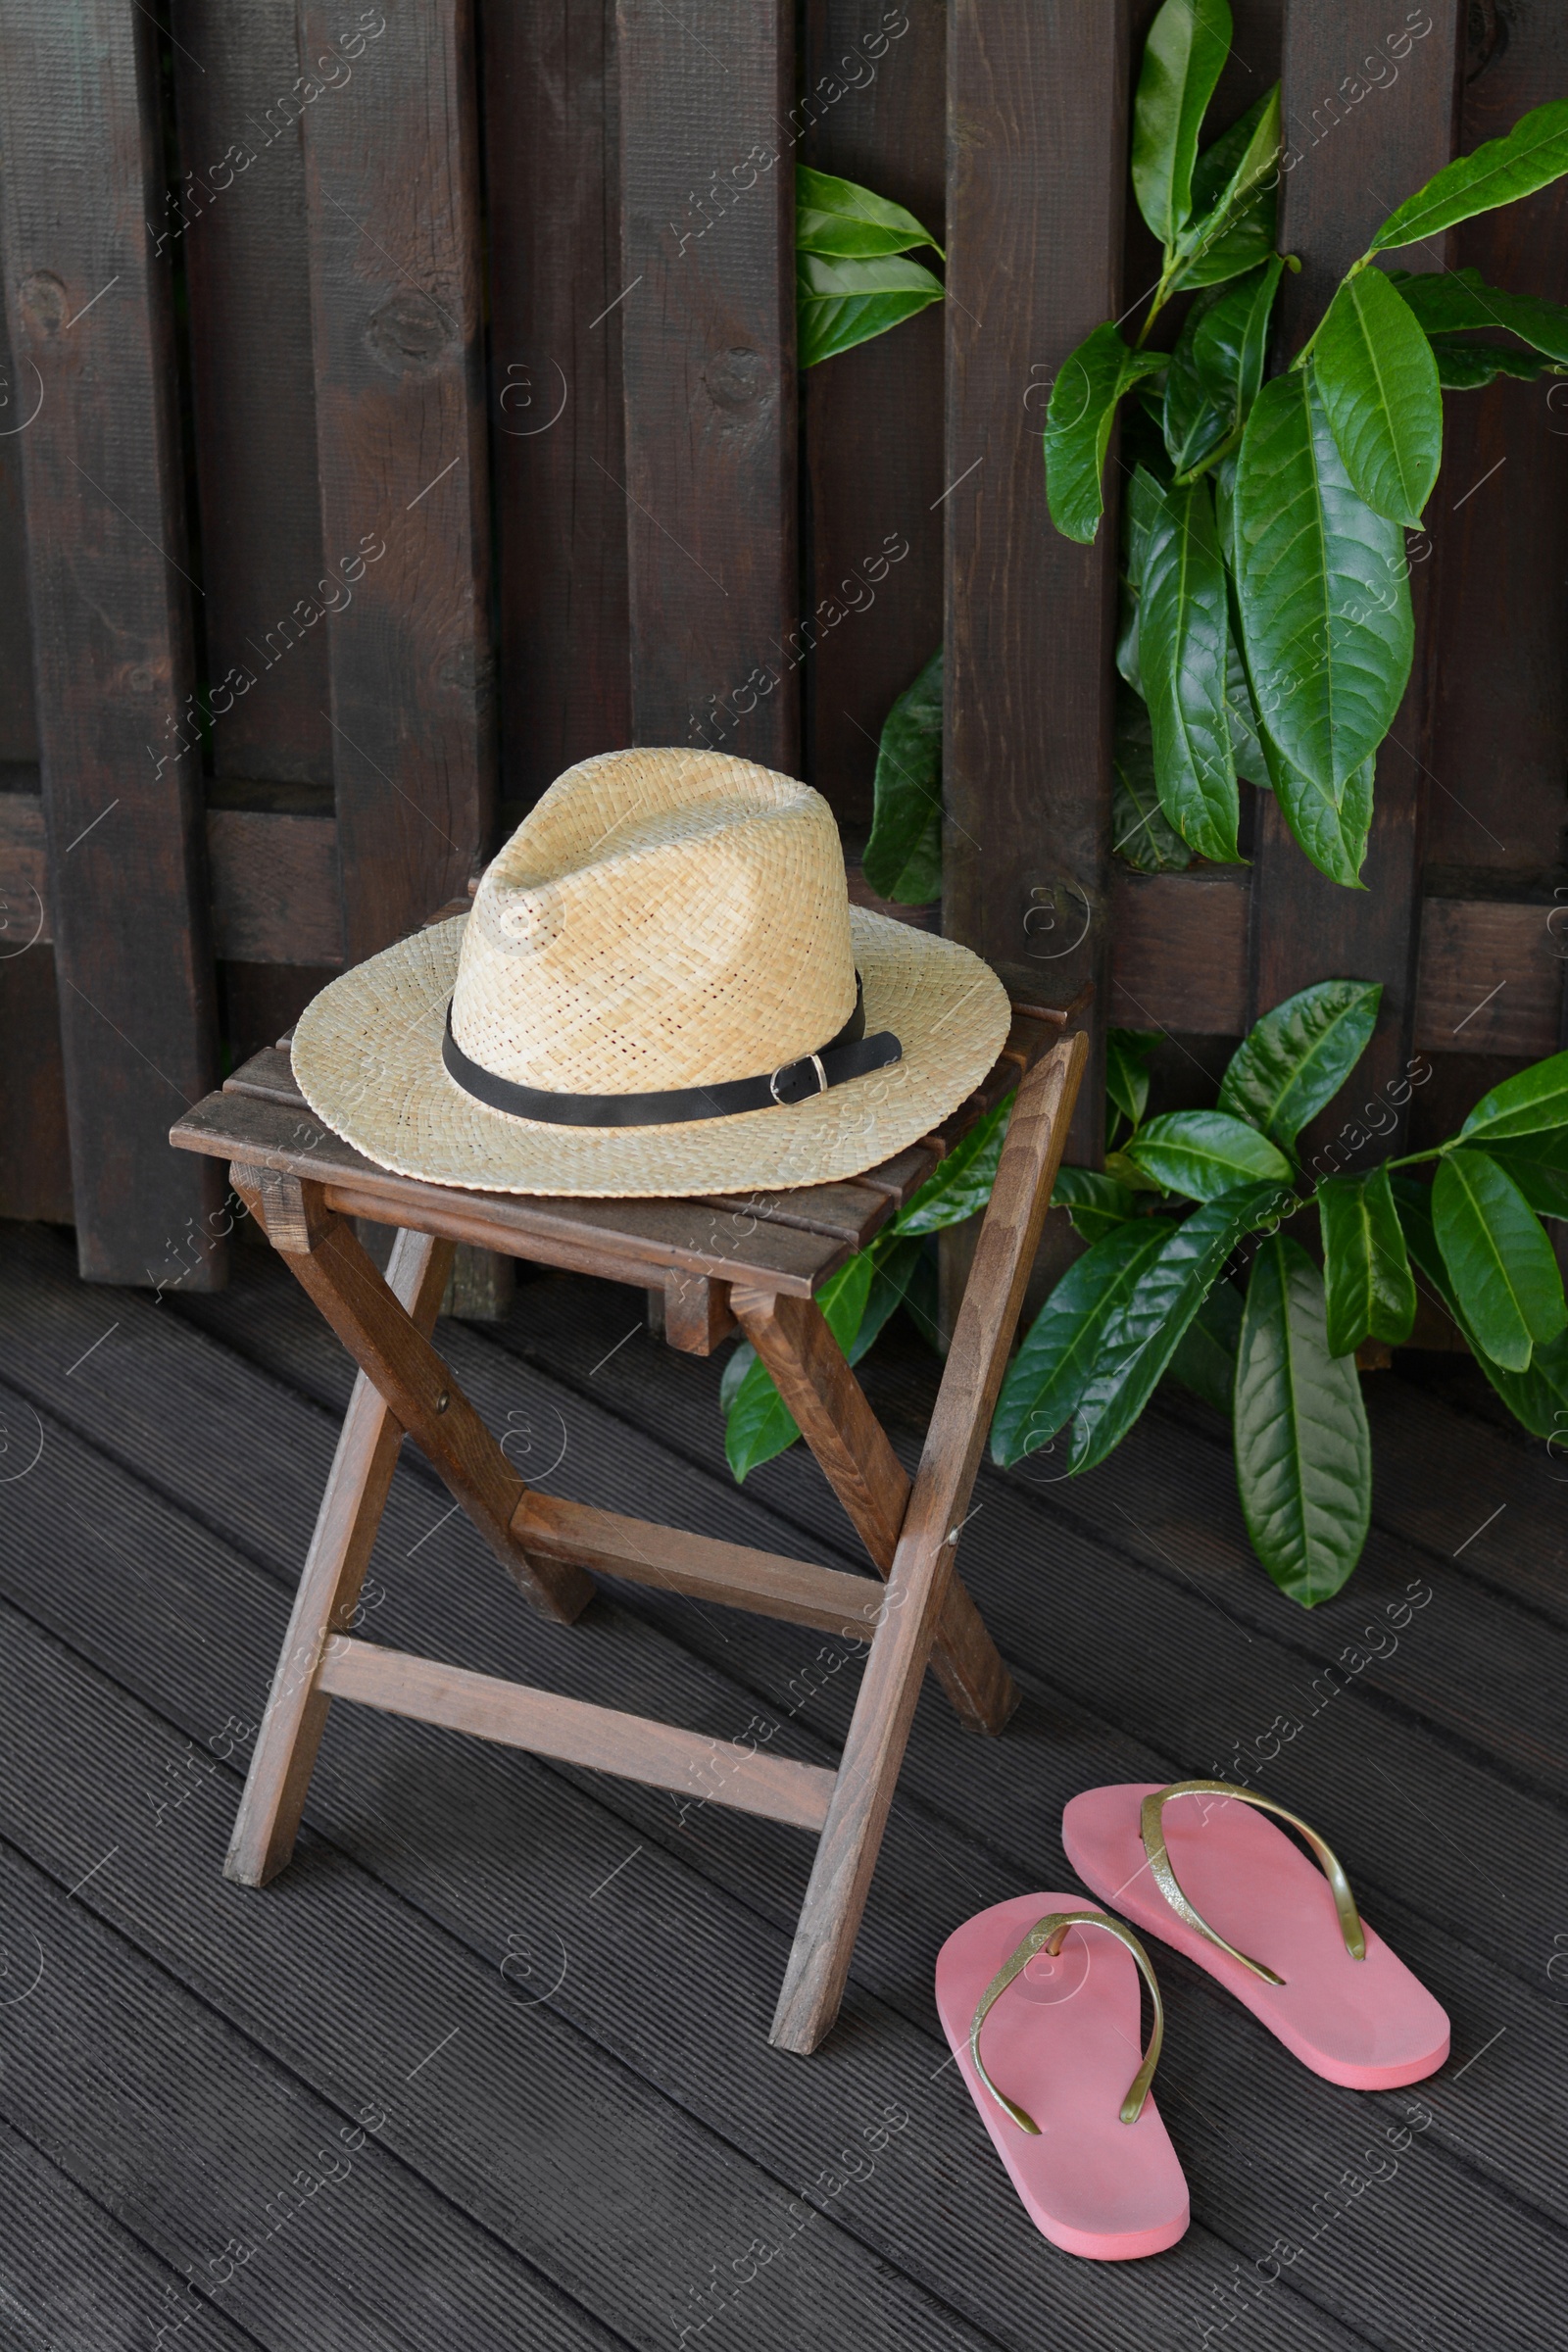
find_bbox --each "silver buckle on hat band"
[769,1052,829,1106]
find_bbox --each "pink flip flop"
[934,1893,1189,2260]
[1063,1780,1449,2091]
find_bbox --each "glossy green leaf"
[1313,266,1443,526]
[1218,978,1381,1150]
[1258,733,1376,890]
[852,1235,929,1361]
[1112,685,1195,872]
[894,1092,1013,1235]
[991,1219,1173,1466]
[1132,0,1233,244]
[1370,100,1568,256]
[1045,325,1167,545]
[1459,1050,1568,1144]
[1224,624,1269,786]
[1433,1148,1566,1372]
[724,1248,877,1478]
[862,649,943,904]
[1388,266,1568,362]
[1104,1148,1169,1196]
[1139,473,1241,860]
[1318,1164,1417,1356]
[1106,1028,1161,1135]
[798,252,944,368]
[1128,1109,1294,1200]
[1069,1183,1287,1472]
[1193,255,1287,422]
[1052,1165,1139,1246]
[1163,288,1232,475]
[1164,1273,1243,1414]
[1394,1175,1568,1437]
[1428,338,1558,390]
[1235,1235,1371,1606]
[1172,83,1282,289]
[1235,369,1413,794]
[1486,1129,1568,1221]
[795,165,942,260]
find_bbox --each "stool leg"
[225,1229,453,1886]
[769,1033,1087,2052]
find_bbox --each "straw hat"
[291,748,1010,1199]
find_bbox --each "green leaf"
[1318,1164,1417,1355]
[1394,1174,1568,1435]
[1224,623,1269,786]
[1163,287,1232,475]
[851,1235,928,1361]
[1173,84,1283,289]
[1486,1129,1568,1221]
[1132,0,1233,244]
[1139,473,1241,861]
[1052,1165,1139,1245]
[1388,266,1568,362]
[798,252,944,368]
[1313,266,1443,527]
[894,1092,1013,1235]
[1235,1234,1371,1606]
[795,165,942,261]
[1428,338,1559,390]
[1112,686,1195,872]
[1128,1109,1294,1200]
[991,1218,1174,1466]
[1218,978,1381,1151]
[862,649,943,904]
[1370,99,1568,256]
[1258,732,1376,890]
[1165,1274,1243,1413]
[1069,1183,1288,1473]
[1459,1049,1568,1144]
[1104,1148,1168,1196]
[1044,324,1167,545]
[1235,369,1413,794]
[1193,255,1287,423]
[723,1249,878,1479]
[1433,1147,1567,1372]
[1106,1027,1160,1134]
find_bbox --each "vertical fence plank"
[803,0,946,828]
[616,0,797,768]
[482,0,630,811]
[298,0,493,963]
[0,0,224,1285]
[945,1,1130,1152]
[171,0,332,793]
[1250,1,1463,1169]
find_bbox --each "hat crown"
[451,749,857,1095]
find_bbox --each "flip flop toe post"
[1063,1781,1449,2091]
[935,1894,1189,2260]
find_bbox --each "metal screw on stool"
[434,1391,450,1413]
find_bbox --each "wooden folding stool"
[171,999,1085,2052]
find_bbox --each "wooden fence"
[0,0,1564,1293]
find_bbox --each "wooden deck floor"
[0,1216,1562,2351]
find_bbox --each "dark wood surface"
[298,0,494,962]
[803,0,947,824]
[0,1212,1560,2344]
[616,0,799,766]
[1251,1,1465,1172]
[945,1,1131,1159]
[482,0,631,805]
[0,0,224,1283]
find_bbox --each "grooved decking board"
[2,1226,1563,2345]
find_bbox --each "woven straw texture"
[453,748,858,1090]
[291,906,1010,1199]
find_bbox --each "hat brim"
[291,907,1011,1199]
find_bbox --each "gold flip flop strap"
[1140,1779,1366,1988]
[969,1909,1164,2136]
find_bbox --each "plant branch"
[1170,421,1244,486]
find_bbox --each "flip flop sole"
[935,1891,1190,2260]
[1063,1786,1449,2090]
